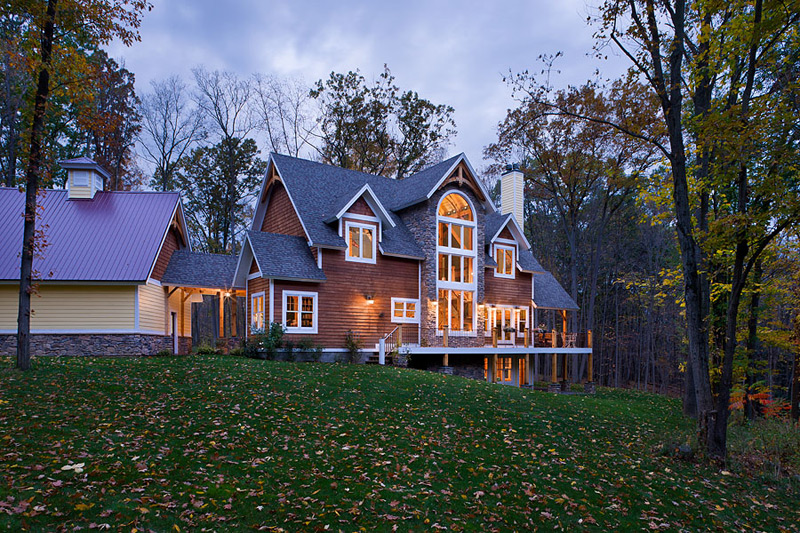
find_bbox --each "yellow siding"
[138,283,166,334]
[0,284,135,331]
[0,285,18,331]
[167,289,192,337]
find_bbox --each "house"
[0,157,240,356]
[233,154,593,390]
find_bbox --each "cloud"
[110,0,629,167]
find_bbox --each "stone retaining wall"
[0,334,191,356]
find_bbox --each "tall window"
[283,291,318,334]
[494,244,515,278]
[251,292,265,330]
[437,192,476,332]
[346,221,376,263]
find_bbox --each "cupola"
[61,157,109,200]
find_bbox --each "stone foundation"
[0,334,188,357]
[547,382,562,393]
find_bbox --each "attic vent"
[60,157,110,200]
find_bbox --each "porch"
[378,324,595,393]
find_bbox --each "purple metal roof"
[0,188,181,282]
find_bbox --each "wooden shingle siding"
[497,227,514,241]
[274,248,419,348]
[262,182,306,238]
[484,269,533,307]
[249,258,259,274]
[151,226,180,281]
[0,284,135,331]
[138,283,166,333]
[349,198,375,217]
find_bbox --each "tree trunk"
[744,259,762,420]
[16,0,57,371]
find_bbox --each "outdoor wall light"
[365,294,375,304]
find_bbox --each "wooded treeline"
[3,0,799,458]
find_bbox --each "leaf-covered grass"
[0,356,797,531]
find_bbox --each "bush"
[728,418,800,480]
[153,349,172,357]
[194,343,217,355]
[284,339,296,362]
[297,337,324,362]
[248,322,285,360]
[229,347,245,357]
[343,330,362,364]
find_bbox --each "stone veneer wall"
[0,334,191,356]
[400,184,487,348]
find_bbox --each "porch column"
[561,348,569,392]
[218,291,225,339]
[548,353,559,393]
[525,354,531,387]
[231,294,238,337]
[585,329,596,393]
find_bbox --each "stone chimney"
[61,157,109,200]
[500,163,524,230]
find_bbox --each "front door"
[491,306,516,345]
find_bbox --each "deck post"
[525,354,531,386]
[585,329,595,393]
[523,327,529,348]
[492,327,498,348]
[548,353,560,393]
[443,353,449,367]
[378,338,386,365]
[218,291,225,339]
[442,325,448,347]
[561,348,569,392]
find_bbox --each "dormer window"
[494,244,515,278]
[346,221,376,263]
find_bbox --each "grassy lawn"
[0,356,797,532]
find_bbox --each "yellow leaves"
[75,502,94,511]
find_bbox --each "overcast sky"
[109,0,628,170]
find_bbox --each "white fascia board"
[233,235,260,287]
[425,154,495,211]
[489,214,531,250]
[145,198,181,282]
[327,183,397,228]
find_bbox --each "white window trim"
[391,297,420,324]
[435,191,477,334]
[282,290,318,334]
[494,244,516,279]
[344,220,377,264]
[251,291,266,331]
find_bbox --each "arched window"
[436,192,476,332]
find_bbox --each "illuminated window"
[495,357,512,382]
[516,308,528,338]
[251,291,265,331]
[283,291,317,334]
[494,245,515,278]
[345,221,376,264]
[391,298,419,324]
[436,192,476,333]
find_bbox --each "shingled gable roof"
[234,231,326,286]
[484,211,544,273]
[533,271,579,310]
[0,188,183,282]
[161,250,239,290]
[267,154,425,259]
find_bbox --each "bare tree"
[252,74,316,157]
[138,75,204,191]
[191,66,255,252]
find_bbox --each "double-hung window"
[391,298,419,324]
[346,221,376,263]
[494,244,515,278]
[283,291,318,334]
[251,292,265,331]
